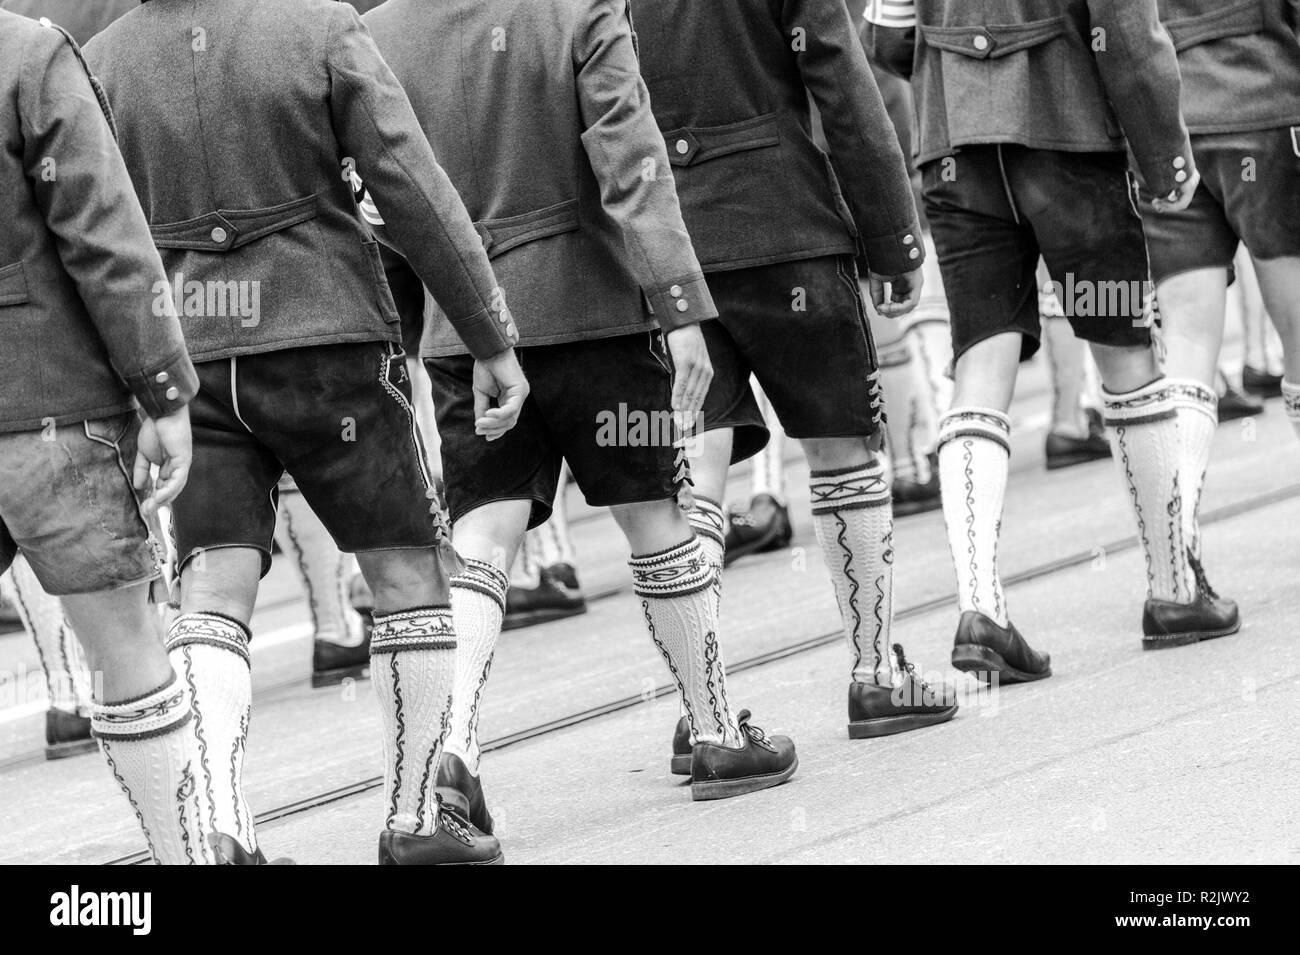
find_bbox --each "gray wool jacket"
[84,0,518,364]
[0,11,196,433]
[364,0,716,358]
[864,0,1193,199]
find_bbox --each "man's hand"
[869,265,924,319]
[1149,162,1200,214]
[473,348,529,441]
[665,324,713,419]
[133,406,192,517]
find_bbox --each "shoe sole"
[311,661,370,689]
[847,704,958,739]
[951,645,1051,685]
[670,754,691,776]
[380,853,505,866]
[690,755,798,801]
[1142,619,1241,651]
[44,738,99,760]
[500,603,587,632]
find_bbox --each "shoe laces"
[1186,551,1219,600]
[892,643,936,694]
[437,804,474,845]
[738,713,776,752]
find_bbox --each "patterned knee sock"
[370,607,456,836]
[631,539,741,747]
[1167,379,1217,561]
[274,491,364,647]
[809,462,895,685]
[1104,379,1194,602]
[444,561,508,775]
[879,340,920,483]
[1284,381,1300,440]
[938,408,1012,627]
[94,673,215,865]
[165,612,256,853]
[749,386,787,503]
[688,498,726,573]
[7,555,93,712]
[907,319,954,457]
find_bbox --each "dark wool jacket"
[85,0,517,363]
[0,12,196,433]
[864,0,1193,198]
[365,0,716,358]
[632,0,925,277]
[1156,0,1300,134]
[0,0,137,43]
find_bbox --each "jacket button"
[165,386,180,400]
[155,371,170,384]
[675,139,689,155]
[669,285,683,298]
[211,227,228,243]
[903,234,915,245]
[909,248,921,260]
[1174,170,1187,183]
[1173,156,1187,169]
[973,35,989,51]
[505,323,517,339]
[675,300,689,313]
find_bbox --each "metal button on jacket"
[155,371,169,384]
[909,248,921,260]
[669,284,683,298]
[675,139,689,155]
[210,226,228,243]
[973,35,989,51]
[675,299,689,312]
[165,386,180,400]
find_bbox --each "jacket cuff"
[451,302,519,360]
[1139,149,1195,205]
[646,275,717,331]
[861,224,925,277]
[126,350,198,420]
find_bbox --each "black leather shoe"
[209,832,294,865]
[690,713,797,801]
[502,568,587,631]
[1045,428,1112,470]
[44,708,97,760]
[435,753,494,835]
[847,644,958,738]
[1242,364,1283,399]
[893,453,942,517]
[1218,384,1264,422]
[670,716,692,776]
[951,611,1051,685]
[723,494,793,566]
[377,811,504,865]
[547,562,582,592]
[1142,555,1240,649]
[311,631,371,688]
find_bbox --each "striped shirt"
[864,0,916,28]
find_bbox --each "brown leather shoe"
[690,713,797,801]
[847,644,958,738]
[377,810,503,865]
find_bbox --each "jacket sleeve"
[325,5,517,359]
[784,0,923,276]
[860,0,919,79]
[1086,0,1192,198]
[573,0,716,330]
[22,29,196,419]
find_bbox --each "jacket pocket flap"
[922,17,1065,60]
[1165,0,1263,52]
[663,113,781,167]
[476,199,579,259]
[151,193,319,252]
[0,261,30,306]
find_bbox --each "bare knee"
[355,547,450,615]
[179,546,263,623]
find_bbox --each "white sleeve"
[864,0,917,28]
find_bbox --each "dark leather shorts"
[922,144,1154,362]
[173,341,444,576]
[699,254,883,464]
[1141,125,1300,284]
[426,332,680,530]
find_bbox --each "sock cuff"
[371,606,456,655]
[1103,377,1177,427]
[809,461,889,514]
[451,559,509,614]
[688,499,726,548]
[938,407,1011,454]
[1282,380,1300,416]
[629,537,713,599]
[92,673,190,742]
[166,611,251,665]
[1165,377,1218,422]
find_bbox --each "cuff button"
[165,386,180,401]
[669,285,683,298]
[1175,170,1187,183]
[903,234,915,245]
[155,371,170,384]
[675,300,689,312]
[1173,156,1187,169]
[908,248,921,260]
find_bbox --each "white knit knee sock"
[274,491,363,647]
[445,561,508,776]
[631,539,741,747]
[1104,379,1194,602]
[1284,381,1300,440]
[938,408,1012,627]
[1167,379,1217,561]
[809,462,895,685]
[749,386,788,503]
[165,612,256,853]
[370,607,456,836]
[94,673,216,865]
[7,556,92,711]
[879,340,921,483]
[907,319,954,458]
